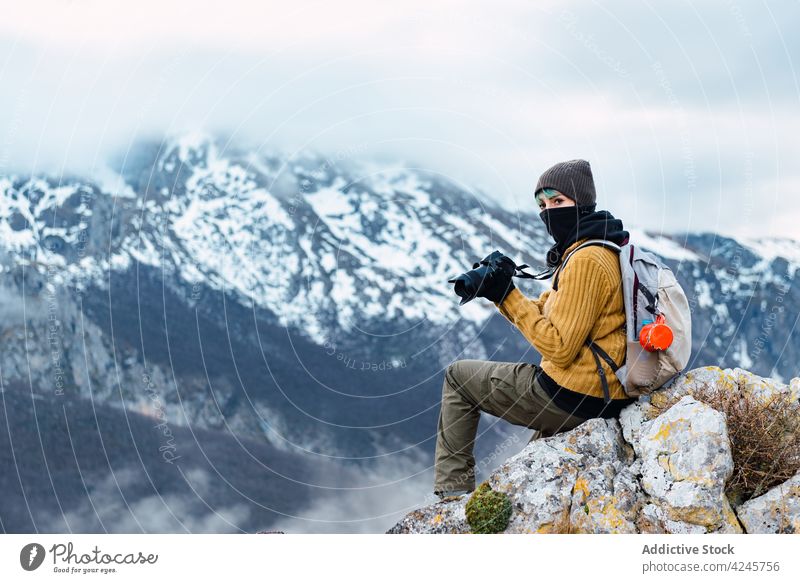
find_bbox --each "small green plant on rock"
[465,482,512,534]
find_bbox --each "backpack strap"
[637,279,658,314]
[553,239,621,291]
[585,339,622,404]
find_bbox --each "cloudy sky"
[1,0,798,238]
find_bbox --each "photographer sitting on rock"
[435,159,634,499]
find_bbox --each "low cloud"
[42,468,250,533]
[267,421,531,533]
[1,0,798,238]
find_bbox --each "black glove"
[475,251,517,304]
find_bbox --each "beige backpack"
[554,239,693,402]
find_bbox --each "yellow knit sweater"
[494,238,628,400]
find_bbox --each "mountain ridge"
[1,134,799,532]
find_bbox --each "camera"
[448,250,515,305]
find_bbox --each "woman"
[434,159,634,499]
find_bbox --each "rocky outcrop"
[388,366,799,534]
[626,396,742,533]
[737,475,800,533]
[389,417,639,534]
[650,365,800,409]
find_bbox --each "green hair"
[535,187,562,205]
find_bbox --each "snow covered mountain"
[1,132,799,456]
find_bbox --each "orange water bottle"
[639,313,673,352]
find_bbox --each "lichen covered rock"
[737,473,800,533]
[636,396,741,532]
[656,365,800,409]
[386,366,798,535]
[389,418,640,533]
[567,463,643,534]
[386,495,470,534]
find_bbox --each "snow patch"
[628,228,700,262]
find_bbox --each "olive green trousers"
[433,359,588,494]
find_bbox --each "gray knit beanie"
[534,159,596,206]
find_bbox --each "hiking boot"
[434,489,472,501]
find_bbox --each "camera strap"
[512,264,556,281]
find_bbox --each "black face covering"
[538,203,629,269]
[540,205,584,244]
